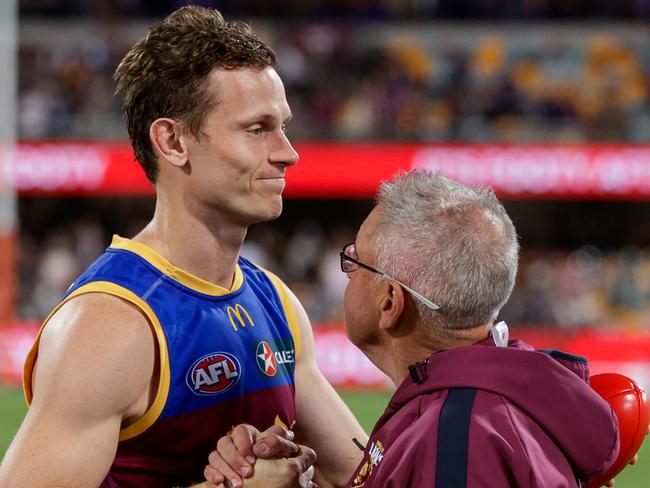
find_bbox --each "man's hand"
[203,424,315,487]
[229,451,315,488]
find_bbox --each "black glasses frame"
[339,242,440,311]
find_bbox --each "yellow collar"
[110,235,244,296]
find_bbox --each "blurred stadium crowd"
[19,22,649,142]
[13,2,650,330]
[16,202,650,330]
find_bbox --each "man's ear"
[149,118,189,169]
[378,281,405,333]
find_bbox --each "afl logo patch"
[186,351,241,396]
[256,341,279,377]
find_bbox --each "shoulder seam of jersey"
[22,281,171,442]
[256,267,302,361]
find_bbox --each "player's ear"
[150,118,188,169]
[378,281,405,333]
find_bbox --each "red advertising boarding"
[4,142,650,199]
[3,324,649,391]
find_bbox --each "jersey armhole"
[22,281,171,442]
[260,270,302,360]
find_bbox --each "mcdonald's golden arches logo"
[226,304,255,332]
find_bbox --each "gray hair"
[373,170,519,330]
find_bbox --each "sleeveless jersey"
[24,236,299,487]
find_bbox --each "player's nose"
[270,129,299,167]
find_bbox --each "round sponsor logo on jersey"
[186,351,241,396]
[256,340,278,376]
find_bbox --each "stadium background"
[1,0,649,485]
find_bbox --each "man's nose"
[270,130,299,167]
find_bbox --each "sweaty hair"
[374,170,519,330]
[114,6,277,183]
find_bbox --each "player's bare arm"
[0,293,156,487]
[289,287,366,488]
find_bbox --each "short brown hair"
[114,6,277,183]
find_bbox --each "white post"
[0,0,17,324]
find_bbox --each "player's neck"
[134,198,247,290]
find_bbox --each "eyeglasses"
[340,242,440,311]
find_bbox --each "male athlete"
[0,6,364,488]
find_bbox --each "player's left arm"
[288,287,367,488]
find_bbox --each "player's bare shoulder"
[32,292,157,419]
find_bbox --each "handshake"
[201,424,318,488]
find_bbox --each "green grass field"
[1,387,648,486]
[0,386,26,457]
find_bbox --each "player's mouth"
[257,177,286,192]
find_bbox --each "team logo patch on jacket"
[255,339,295,377]
[186,351,241,395]
[352,440,385,487]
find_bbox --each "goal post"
[0,0,17,325]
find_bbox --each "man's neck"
[367,323,493,387]
[134,196,248,290]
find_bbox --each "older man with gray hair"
[205,170,620,488]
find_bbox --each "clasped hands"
[202,424,318,488]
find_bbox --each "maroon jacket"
[347,339,619,487]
